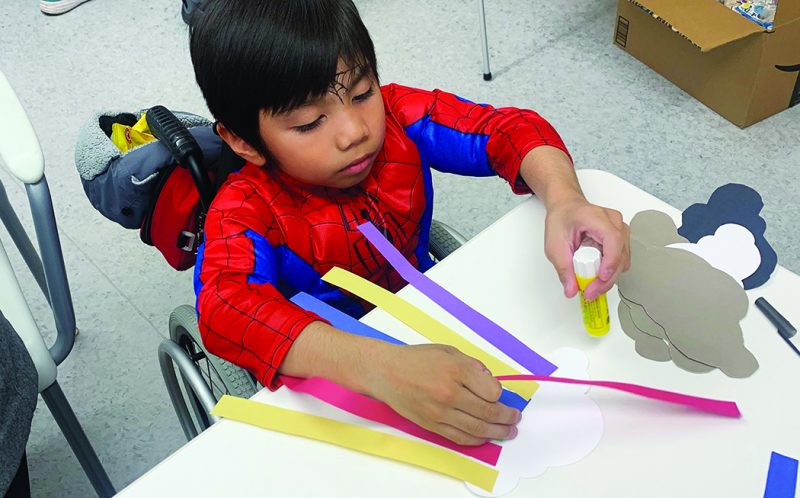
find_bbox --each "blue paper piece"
[764,452,798,498]
[291,291,404,345]
[678,183,778,289]
[290,291,530,411]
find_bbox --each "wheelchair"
[74,103,468,442]
[158,219,467,441]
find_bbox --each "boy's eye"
[295,116,324,133]
[352,86,374,103]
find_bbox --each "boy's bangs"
[254,2,378,116]
[269,49,375,116]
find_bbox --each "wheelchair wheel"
[429,220,466,262]
[168,305,258,434]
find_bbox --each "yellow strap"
[212,395,499,492]
[110,113,156,153]
[322,267,537,399]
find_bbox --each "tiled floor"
[1,0,798,496]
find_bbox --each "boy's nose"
[335,110,369,150]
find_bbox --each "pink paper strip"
[280,375,503,465]
[495,375,741,418]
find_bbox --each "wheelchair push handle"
[146,105,214,209]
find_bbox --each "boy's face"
[255,60,385,189]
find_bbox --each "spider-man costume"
[194,84,570,388]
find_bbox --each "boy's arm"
[382,83,569,193]
[195,181,323,390]
[383,84,630,300]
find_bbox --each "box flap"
[776,0,800,26]
[629,0,763,51]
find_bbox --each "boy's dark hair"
[190,0,379,159]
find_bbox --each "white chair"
[0,71,115,497]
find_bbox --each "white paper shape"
[466,347,604,497]
[667,223,761,286]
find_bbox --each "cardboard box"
[614,0,800,127]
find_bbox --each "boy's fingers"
[583,275,617,301]
[444,409,518,441]
[432,423,488,447]
[461,363,504,403]
[454,387,521,426]
[596,230,625,282]
[546,243,578,298]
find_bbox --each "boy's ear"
[215,122,267,166]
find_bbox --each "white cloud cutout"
[667,223,761,286]
[466,348,604,496]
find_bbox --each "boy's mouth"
[339,152,373,175]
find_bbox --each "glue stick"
[573,244,610,337]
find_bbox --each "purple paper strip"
[359,222,557,375]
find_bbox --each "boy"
[190,0,630,446]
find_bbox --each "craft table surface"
[115,170,800,497]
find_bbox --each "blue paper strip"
[290,291,529,411]
[291,292,404,345]
[764,452,799,498]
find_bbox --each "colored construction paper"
[321,267,539,400]
[212,395,499,492]
[494,375,741,417]
[358,222,557,375]
[678,183,777,289]
[669,223,761,286]
[619,294,667,340]
[764,452,799,498]
[291,291,528,411]
[290,292,404,345]
[619,211,758,378]
[467,348,604,497]
[618,301,671,362]
[619,293,715,372]
[280,375,503,466]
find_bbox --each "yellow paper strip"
[212,395,499,492]
[322,267,538,399]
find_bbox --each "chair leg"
[477,0,492,80]
[0,180,50,304]
[40,382,115,498]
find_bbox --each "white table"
[117,170,800,497]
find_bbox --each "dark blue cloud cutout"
[677,183,777,290]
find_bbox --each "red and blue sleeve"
[194,179,325,390]
[381,83,572,194]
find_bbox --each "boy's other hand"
[544,196,631,301]
[366,343,521,446]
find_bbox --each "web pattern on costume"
[194,84,569,389]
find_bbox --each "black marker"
[755,297,800,358]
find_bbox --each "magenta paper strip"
[280,375,503,465]
[495,375,741,418]
[358,222,557,375]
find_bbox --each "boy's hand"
[366,343,521,446]
[545,195,631,301]
[517,146,631,301]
